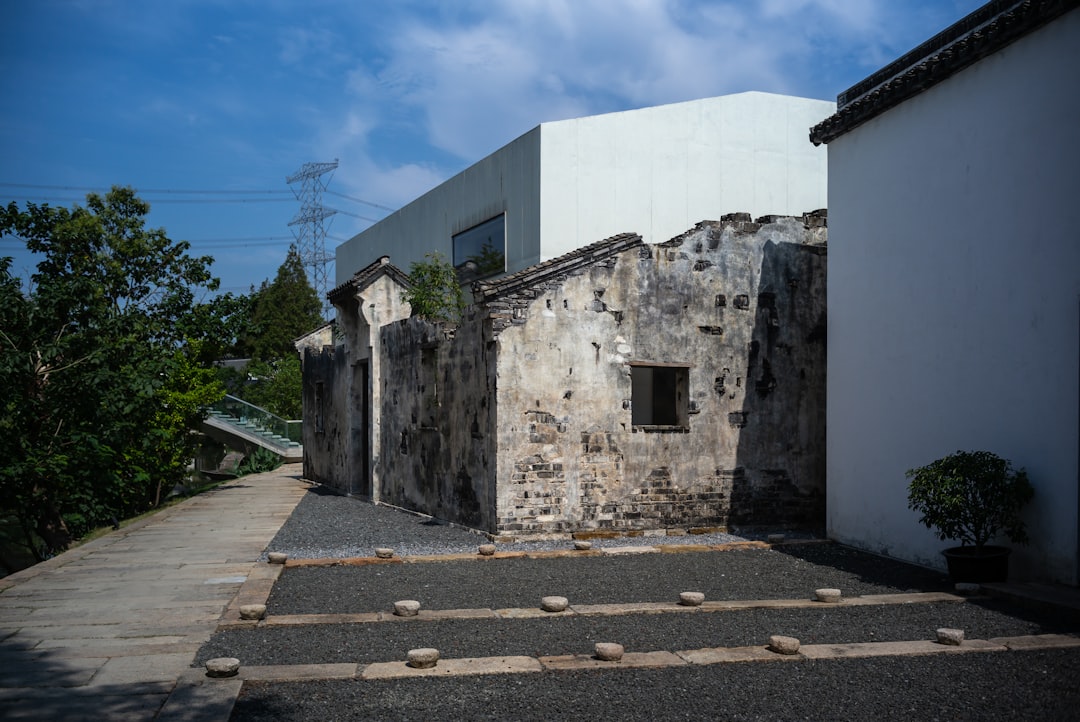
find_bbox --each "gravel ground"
[215,482,1079,721]
[229,649,1080,722]
[265,544,952,615]
[260,484,810,560]
[197,599,1075,667]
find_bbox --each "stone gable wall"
[492,214,826,535]
[374,214,826,536]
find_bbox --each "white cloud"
[309,0,985,215]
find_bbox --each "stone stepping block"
[679,591,705,607]
[768,635,801,655]
[594,643,624,662]
[239,604,266,621]
[407,648,439,669]
[205,657,240,678]
[814,588,843,603]
[937,628,965,645]
[540,596,569,613]
[393,600,421,617]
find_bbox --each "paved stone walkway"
[0,465,308,722]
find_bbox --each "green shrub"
[906,450,1034,549]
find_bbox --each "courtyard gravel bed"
[197,599,1074,667]
[228,649,1080,722]
[260,484,806,561]
[265,544,952,615]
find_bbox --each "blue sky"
[1,0,985,297]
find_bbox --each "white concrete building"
[336,91,833,286]
[811,0,1080,584]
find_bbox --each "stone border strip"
[221,591,968,630]
[279,539,789,569]
[180,633,1080,686]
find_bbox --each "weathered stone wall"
[372,214,825,535]
[378,314,499,530]
[301,346,352,493]
[303,266,411,499]
[492,214,826,535]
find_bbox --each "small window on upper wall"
[630,363,690,428]
[453,215,506,283]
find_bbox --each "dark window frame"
[628,361,691,431]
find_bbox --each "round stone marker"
[767,533,786,544]
[238,604,266,621]
[678,591,705,607]
[954,582,980,596]
[375,547,395,559]
[936,628,965,646]
[205,657,240,678]
[540,596,569,612]
[407,648,440,669]
[814,588,842,603]
[394,599,421,617]
[594,642,624,661]
[478,544,497,556]
[267,552,288,565]
[574,540,593,551]
[767,635,801,655]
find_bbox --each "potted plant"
[906,450,1034,583]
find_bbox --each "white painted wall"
[826,9,1080,583]
[539,92,833,260]
[336,92,833,284]
[335,127,542,285]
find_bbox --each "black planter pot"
[941,545,1011,583]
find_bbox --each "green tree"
[241,245,323,360]
[0,187,231,558]
[404,252,464,323]
[241,355,303,419]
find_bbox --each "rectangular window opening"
[453,215,506,283]
[630,364,689,428]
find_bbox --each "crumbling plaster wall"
[493,215,827,536]
[378,312,499,530]
[304,273,410,499]
[302,345,351,493]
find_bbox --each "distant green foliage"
[907,450,1034,549]
[241,355,303,420]
[404,252,464,323]
[239,245,324,360]
[0,187,232,559]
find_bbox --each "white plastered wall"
[826,9,1080,583]
[538,91,833,260]
[335,92,833,283]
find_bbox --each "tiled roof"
[472,232,643,303]
[327,255,411,304]
[810,0,1078,145]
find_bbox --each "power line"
[2,183,396,211]
[2,195,292,205]
[0,182,292,195]
[325,190,395,212]
[325,206,380,223]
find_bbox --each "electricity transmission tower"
[286,160,338,317]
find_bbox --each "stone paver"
[0,465,307,721]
